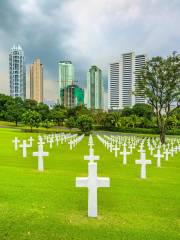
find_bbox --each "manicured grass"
[0,128,179,240]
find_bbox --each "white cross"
[112,144,120,158]
[48,138,54,149]
[76,162,110,217]
[135,152,152,179]
[88,135,94,148]
[12,137,20,151]
[69,140,73,150]
[153,149,164,167]
[109,142,113,152]
[149,145,154,155]
[19,140,30,158]
[128,144,134,154]
[163,148,171,161]
[120,144,131,165]
[55,137,59,146]
[33,144,49,171]
[138,148,145,154]
[170,147,175,157]
[84,148,99,162]
[28,136,34,147]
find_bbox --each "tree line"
[0,93,179,134]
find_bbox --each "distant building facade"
[30,59,43,102]
[108,52,147,110]
[60,84,84,108]
[9,44,26,99]
[58,61,75,104]
[87,66,103,109]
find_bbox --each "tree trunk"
[160,129,165,144]
[159,120,166,144]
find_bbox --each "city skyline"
[0,0,180,102]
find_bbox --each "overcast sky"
[0,0,180,101]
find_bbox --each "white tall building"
[108,62,120,110]
[108,52,146,110]
[9,44,26,99]
[135,54,146,104]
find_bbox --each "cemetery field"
[0,128,180,240]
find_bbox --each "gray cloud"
[0,0,180,101]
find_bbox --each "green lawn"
[0,128,179,240]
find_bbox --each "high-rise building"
[30,59,43,103]
[60,84,84,108]
[9,44,26,99]
[58,61,75,104]
[108,62,120,110]
[87,66,103,109]
[108,52,146,110]
[135,54,147,104]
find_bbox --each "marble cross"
[84,148,99,162]
[12,137,20,151]
[154,149,164,167]
[149,145,154,155]
[19,140,30,158]
[28,136,34,147]
[69,140,73,150]
[48,138,54,149]
[135,152,151,179]
[120,143,131,165]
[76,162,110,217]
[55,137,59,146]
[33,143,49,171]
[163,148,171,161]
[88,135,94,149]
[112,144,120,158]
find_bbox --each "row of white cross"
[12,133,84,171]
[76,135,110,217]
[68,134,85,150]
[97,134,180,179]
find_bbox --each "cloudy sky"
[0,0,180,101]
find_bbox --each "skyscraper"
[108,62,120,110]
[87,66,103,109]
[135,54,146,104]
[58,61,75,104]
[108,52,146,110]
[60,84,84,108]
[9,44,26,99]
[30,59,43,103]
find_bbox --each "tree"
[121,107,134,116]
[136,55,180,144]
[41,119,54,129]
[50,109,66,126]
[36,102,50,121]
[132,103,153,119]
[22,110,41,131]
[0,94,12,120]
[77,115,93,134]
[65,117,76,132]
[5,97,25,126]
[166,115,178,131]
[24,99,38,110]
[100,113,114,128]
[111,112,121,127]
